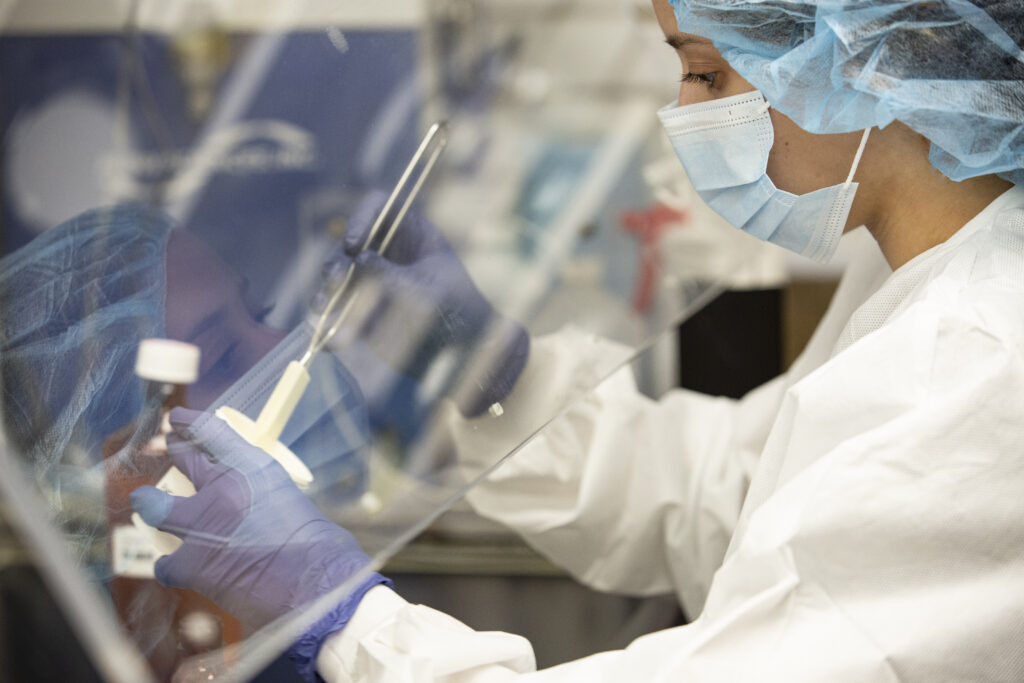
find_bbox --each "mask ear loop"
[844,128,872,188]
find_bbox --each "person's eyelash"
[680,72,717,87]
[252,303,275,324]
[209,341,240,379]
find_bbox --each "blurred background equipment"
[0,1,845,681]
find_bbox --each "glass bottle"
[104,339,241,679]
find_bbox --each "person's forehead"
[651,1,715,46]
[165,229,244,322]
[652,0,679,33]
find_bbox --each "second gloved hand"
[321,192,530,416]
[130,407,389,677]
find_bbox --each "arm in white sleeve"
[447,326,786,612]
[446,234,890,610]
[316,586,535,683]
[319,284,1024,683]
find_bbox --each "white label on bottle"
[111,525,158,578]
[156,466,196,497]
[130,512,184,557]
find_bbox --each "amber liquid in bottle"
[104,381,242,680]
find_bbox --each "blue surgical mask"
[657,90,870,263]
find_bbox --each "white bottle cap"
[135,339,201,385]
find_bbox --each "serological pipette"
[214,122,450,487]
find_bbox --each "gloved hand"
[130,407,390,680]
[321,192,530,416]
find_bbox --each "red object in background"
[621,203,688,313]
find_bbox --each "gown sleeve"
[449,327,786,610]
[318,264,1024,683]
[444,230,890,610]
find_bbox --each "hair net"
[669,0,1024,185]
[0,204,172,485]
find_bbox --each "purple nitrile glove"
[130,407,390,681]
[321,192,530,416]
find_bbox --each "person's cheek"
[185,320,286,410]
[766,110,800,193]
[238,323,287,376]
[766,111,849,196]
[212,321,287,398]
[677,85,696,107]
[677,82,715,107]
[185,376,229,410]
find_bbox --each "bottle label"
[156,466,197,497]
[111,525,159,578]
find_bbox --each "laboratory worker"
[131,0,1024,680]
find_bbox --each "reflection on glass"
[0,3,756,682]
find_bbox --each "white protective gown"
[317,186,1024,682]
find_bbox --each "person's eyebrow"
[665,35,712,50]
